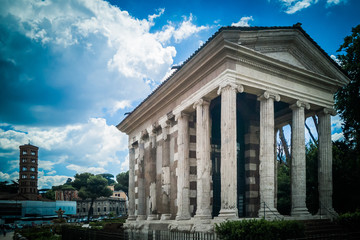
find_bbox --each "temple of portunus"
[117,24,349,233]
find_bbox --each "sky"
[0,0,358,189]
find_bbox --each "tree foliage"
[114,171,129,194]
[335,24,360,150]
[73,173,112,221]
[97,173,115,186]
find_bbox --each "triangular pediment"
[222,28,347,83]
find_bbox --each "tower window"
[22,167,27,171]
[22,175,27,179]
[30,175,35,179]
[31,151,36,156]
[31,159,36,163]
[22,159,27,163]
[30,167,35,171]
[22,151,27,155]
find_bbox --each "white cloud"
[332,132,344,141]
[0,171,19,182]
[330,54,341,65]
[66,164,107,174]
[326,0,347,6]
[120,154,129,172]
[231,16,254,27]
[155,14,208,44]
[38,175,72,189]
[0,118,128,176]
[279,0,319,14]
[108,100,132,116]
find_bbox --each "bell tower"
[19,143,39,200]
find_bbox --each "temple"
[116,24,349,232]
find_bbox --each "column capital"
[317,108,336,116]
[257,91,280,102]
[193,98,210,109]
[159,119,171,141]
[175,111,190,121]
[290,100,310,110]
[217,82,244,95]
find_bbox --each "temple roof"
[117,24,348,130]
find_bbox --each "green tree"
[45,189,55,200]
[335,24,360,151]
[114,171,129,194]
[277,163,291,215]
[75,174,113,221]
[98,173,115,185]
[71,172,94,190]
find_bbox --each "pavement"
[0,231,14,240]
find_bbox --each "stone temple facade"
[117,25,349,232]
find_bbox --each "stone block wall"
[244,123,260,217]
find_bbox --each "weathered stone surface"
[290,101,311,217]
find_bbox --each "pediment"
[223,29,347,82]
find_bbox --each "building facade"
[76,197,127,217]
[117,25,349,231]
[19,144,39,200]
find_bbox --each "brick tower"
[19,144,39,200]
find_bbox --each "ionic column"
[193,98,212,219]
[176,112,191,220]
[147,130,158,220]
[317,108,337,217]
[127,146,136,221]
[137,139,147,220]
[258,91,281,218]
[160,120,171,220]
[290,101,311,217]
[217,83,243,218]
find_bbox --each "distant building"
[0,200,76,223]
[108,185,128,201]
[55,189,79,201]
[19,144,39,200]
[76,197,127,217]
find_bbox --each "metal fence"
[61,226,218,240]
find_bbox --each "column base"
[258,208,282,220]
[217,208,238,219]
[291,207,312,218]
[136,215,147,221]
[160,214,171,220]
[316,207,338,219]
[176,214,191,221]
[127,215,137,221]
[147,214,158,220]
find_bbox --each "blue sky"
[0,0,358,189]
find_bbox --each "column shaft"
[176,112,191,220]
[318,109,337,217]
[147,133,158,220]
[290,101,310,217]
[137,140,146,220]
[194,99,212,219]
[218,84,239,218]
[258,91,281,218]
[127,147,136,221]
[161,123,171,220]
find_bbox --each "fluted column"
[258,91,281,218]
[147,131,158,220]
[176,112,191,220]
[290,101,311,217]
[127,147,136,221]
[217,83,243,218]
[193,98,212,219]
[317,108,337,217]
[160,120,171,220]
[137,139,147,220]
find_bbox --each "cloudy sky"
[0,0,358,189]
